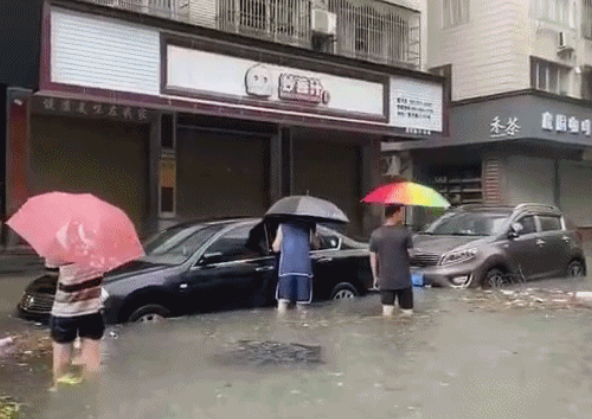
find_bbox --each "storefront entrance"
[29,115,150,234]
[175,128,271,220]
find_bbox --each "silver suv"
[411,203,586,288]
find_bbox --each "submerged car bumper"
[412,263,483,288]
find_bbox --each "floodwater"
[3,272,592,418]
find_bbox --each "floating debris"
[0,396,21,419]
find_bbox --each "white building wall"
[428,0,530,101]
[428,0,592,102]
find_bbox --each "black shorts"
[381,287,413,309]
[50,312,105,344]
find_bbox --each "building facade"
[384,0,592,236]
[4,0,446,243]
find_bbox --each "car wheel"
[329,283,359,300]
[127,304,171,324]
[482,268,506,289]
[567,260,586,277]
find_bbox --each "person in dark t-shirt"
[369,205,414,318]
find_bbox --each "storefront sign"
[166,45,385,118]
[389,78,443,133]
[277,73,330,104]
[32,96,152,122]
[489,116,521,138]
[541,111,592,136]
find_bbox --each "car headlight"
[440,248,478,265]
[101,288,109,302]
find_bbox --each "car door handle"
[563,236,571,242]
[536,239,546,246]
[317,257,333,263]
[255,266,274,272]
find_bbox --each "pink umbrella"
[6,192,144,273]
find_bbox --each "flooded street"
[3,273,592,418]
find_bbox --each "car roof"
[454,203,562,216]
[165,217,262,230]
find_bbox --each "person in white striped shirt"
[48,251,106,388]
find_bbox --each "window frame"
[515,215,538,235]
[537,215,563,232]
[443,0,469,28]
[530,57,571,95]
[584,0,592,38]
[199,222,266,265]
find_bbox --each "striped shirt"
[51,264,104,318]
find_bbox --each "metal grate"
[328,0,420,67]
[21,292,55,315]
[410,253,441,267]
[80,0,419,68]
[217,0,312,47]
[82,0,189,20]
[584,0,592,39]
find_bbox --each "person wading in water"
[272,220,317,316]
[369,205,414,318]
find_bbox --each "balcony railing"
[80,0,420,68]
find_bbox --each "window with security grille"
[536,0,576,27]
[584,0,592,38]
[333,0,411,65]
[531,57,571,95]
[443,0,469,27]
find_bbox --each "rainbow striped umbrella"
[362,180,450,208]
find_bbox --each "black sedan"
[17,218,373,324]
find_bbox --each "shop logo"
[278,73,330,105]
[490,116,520,138]
[245,64,273,98]
[244,64,331,105]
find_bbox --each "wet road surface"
[2,272,592,418]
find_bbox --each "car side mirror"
[198,252,223,266]
[508,223,523,239]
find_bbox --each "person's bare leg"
[80,338,101,382]
[52,342,73,390]
[400,309,413,317]
[382,305,395,317]
[277,300,289,317]
[296,303,308,314]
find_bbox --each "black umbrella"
[265,195,349,224]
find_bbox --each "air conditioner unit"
[311,9,337,36]
[558,31,575,51]
[312,0,329,9]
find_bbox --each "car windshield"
[423,212,510,236]
[142,224,225,265]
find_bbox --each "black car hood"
[104,259,173,283]
[412,234,490,254]
[26,274,58,294]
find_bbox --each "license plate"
[411,273,424,287]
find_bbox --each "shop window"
[159,158,176,217]
[443,0,469,28]
[429,165,482,207]
[538,215,562,231]
[160,187,174,213]
[530,58,570,95]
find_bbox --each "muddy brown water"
[2,275,592,418]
